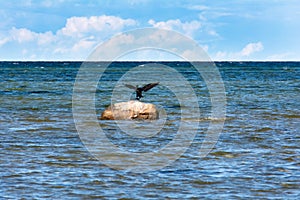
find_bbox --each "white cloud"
[10,27,37,43]
[60,15,137,37]
[18,0,66,8]
[148,19,201,37]
[208,30,219,37]
[90,33,136,61]
[9,27,56,46]
[214,42,264,61]
[0,37,10,46]
[37,31,55,45]
[1,15,137,60]
[240,42,264,56]
[187,5,209,11]
[94,29,212,61]
[72,39,96,52]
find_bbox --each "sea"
[0,61,299,199]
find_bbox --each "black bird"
[125,82,159,100]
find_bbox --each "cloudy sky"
[0,0,299,61]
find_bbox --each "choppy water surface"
[1,62,299,199]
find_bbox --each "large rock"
[100,100,159,120]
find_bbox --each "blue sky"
[0,0,299,61]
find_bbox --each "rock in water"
[100,100,159,120]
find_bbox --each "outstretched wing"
[124,84,137,90]
[142,82,159,92]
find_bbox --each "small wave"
[181,117,226,121]
[210,151,239,158]
[29,91,51,94]
[282,114,300,119]
[256,127,273,132]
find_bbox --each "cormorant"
[125,82,159,100]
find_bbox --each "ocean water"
[0,61,299,199]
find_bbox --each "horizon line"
[0,60,299,62]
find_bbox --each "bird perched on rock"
[125,82,159,100]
